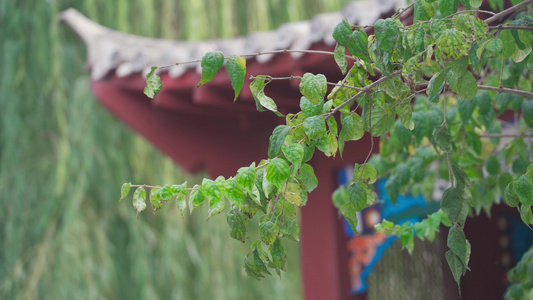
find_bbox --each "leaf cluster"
[134,0,533,289]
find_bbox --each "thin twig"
[417,82,533,98]
[443,95,454,186]
[130,184,199,191]
[499,57,505,88]
[249,75,364,91]
[157,49,355,69]
[362,92,374,168]
[393,2,415,20]
[331,65,357,101]
[443,9,497,19]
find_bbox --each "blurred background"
[0,0,354,299]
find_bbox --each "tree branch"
[326,69,403,119]
[478,85,533,98]
[489,25,533,31]
[484,0,533,24]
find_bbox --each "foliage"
[135,0,533,293]
[1,0,377,299]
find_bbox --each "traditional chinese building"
[60,1,526,299]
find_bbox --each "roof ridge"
[61,0,405,80]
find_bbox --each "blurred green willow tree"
[0,0,352,299]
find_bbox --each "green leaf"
[334,44,347,75]
[159,185,173,201]
[120,182,131,201]
[433,124,453,153]
[303,115,327,140]
[315,132,338,157]
[204,176,226,219]
[469,0,482,8]
[381,77,410,100]
[528,52,533,72]
[285,181,304,207]
[500,30,517,59]
[339,113,364,155]
[225,177,245,209]
[458,98,474,125]
[385,177,399,204]
[150,187,162,213]
[270,238,287,271]
[143,66,163,99]
[283,143,305,175]
[397,101,415,130]
[460,0,471,9]
[259,221,278,245]
[499,172,513,193]
[300,96,324,118]
[249,76,283,116]
[266,158,291,190]
[396,163,412,186]
[485,155,501,176]
[455,71,477,100]
[438,0,459,17]
[415,221,428,240]
[353,163,378,184]
[332,186,349,209]
[452,164,469,192]
[297,163,318,193]
[198,51,225,87]
[268,125,290,158]
[512,45,532,63]
[486,38,503,57]
[510,94,524,112]
[475,92,492,115]
[241,197,260,219]
[262,167,277,199]
[436,29,470,61]
[172,183,187,215]
[496,93,512,115]
[445,250,464,289]
[132,187,147,214]
[504,181,520,208]
[520,205,533,226]
[340,202,358,232]
[189,184,205,213]
[374,18,400,53]
[244,251,268,279]
[332,18,370,62]
[522,100,533,127]
[348,182,368,211]
[448,226,468,267]
[428,72,446,102]
[227,207,248,243]
[516,175,533,206]
[300,73,327,104]
[280,216,300,242]
[236,162,257,196]
[441,187,463,224]
[226,55,246,101]
[366,105,395,137]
